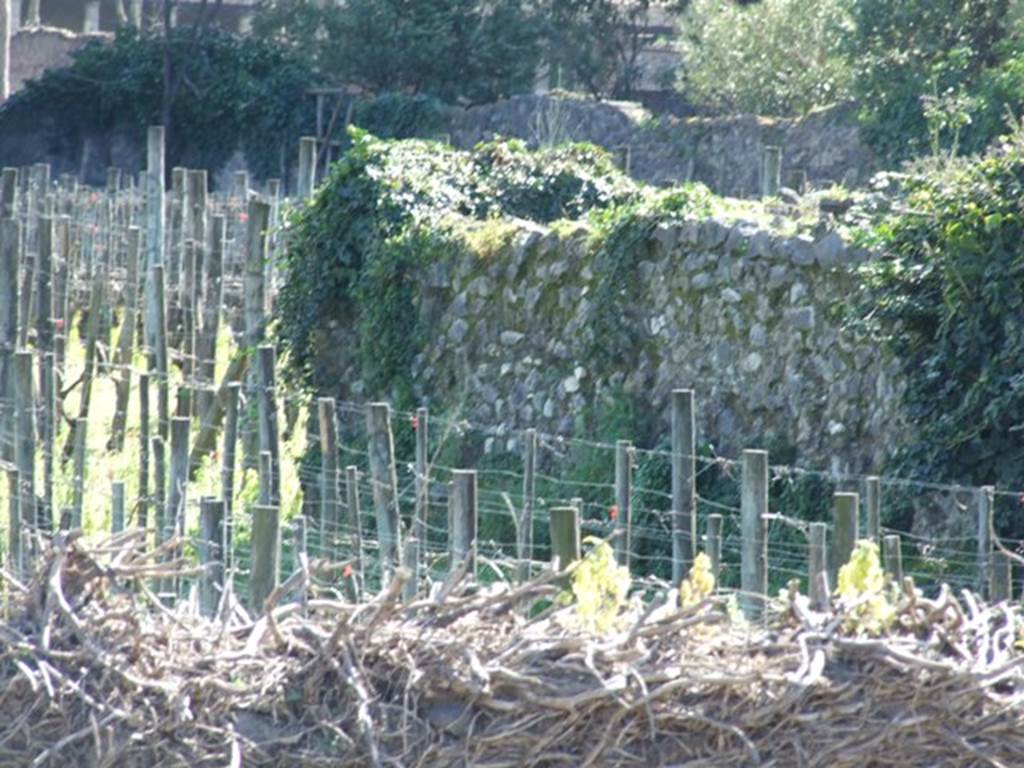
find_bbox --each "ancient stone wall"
[388,217,902,475]
[449,95,875,198]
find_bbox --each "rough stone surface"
[325,216,903,475]
[450,95,875,198]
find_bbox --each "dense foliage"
[252,0,542,104]
[847,0,1013,162]
[253,0,689,102]
[858,130,1024,501]
[679,0,853,115]
[1,27,316,179]
[274,131,639,398]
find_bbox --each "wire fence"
[2,157,1023,621]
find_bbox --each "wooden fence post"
[298,136,317,198]
[250,504,280,612]
[991,551,1012,603]
[740,449,768,619]
[614,439,632,569]
[152,264,169,442]
[54,217,70,381]
[0,209,17,486]
[367,402,402,579]
[259,451,273,507]
[671,388,696,583]
[413,406,428,587]
[7,470,21,577]
[195,214,224,418]
[71,417,87,529]
[199,497,225,618]
[138,372,150,533]
[706,513,722,588]
[977,486,994,599]
[110,226,141,450]
[144,126,165,368]
[166,417,190,553]
[152,436,166,546]
[222,381,240,567]
[111,481,125,534]
[36,217,54,530]
[168,167,186,346]
[345,465,364,597]
[808,521,828,610]
[318,397,340,558]
[518,427,536,582]
[549,506,581,572]
[0,212,15,562]
[883,534,903,582]
[13,350,35,534]
[242,199,269,470]
[402,536,420,603]
[256,345,280,505]
[449,470,478,578]
[864,476,881,544]
[832,492,858,585]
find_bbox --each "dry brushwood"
[1,533,1024,767]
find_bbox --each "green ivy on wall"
[855,128,1024,530]
[274,130,641,401]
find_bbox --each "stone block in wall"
[785,235,817,266]
[814,232,846,267]
[788,306,815,331]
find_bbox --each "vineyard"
[1,131,1024,766]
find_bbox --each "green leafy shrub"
[274,131,639,396]
[252,0,542,105]
[858,131,1024,521]
[1,27,316,180]
[351,93,449,141]
[679,0,853,116]
[847,0,1010,162]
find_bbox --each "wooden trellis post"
[740,449,768,619]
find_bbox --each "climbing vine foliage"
[274,131,639,399]
[858,129,1024,510]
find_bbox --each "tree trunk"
[27,0,40,27]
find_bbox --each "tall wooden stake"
[671,388,696,583]
[614,440,632,568]
[366,403,402,579]
[518,427,536,582]
[740,449,768,620]
[449,470,478,578]
[318,397,340,559]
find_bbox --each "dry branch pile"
[2,532,1023,767]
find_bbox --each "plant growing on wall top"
[857,127,1024,535]
[274,130,641,399]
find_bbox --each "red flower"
[609,504,619,521]
[411,415,419,431]
[54,318,65,331]
[343,564,353,579]
[1019,494,1024,506]
[239,212,249,223]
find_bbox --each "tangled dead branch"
[1,532,1023,767]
